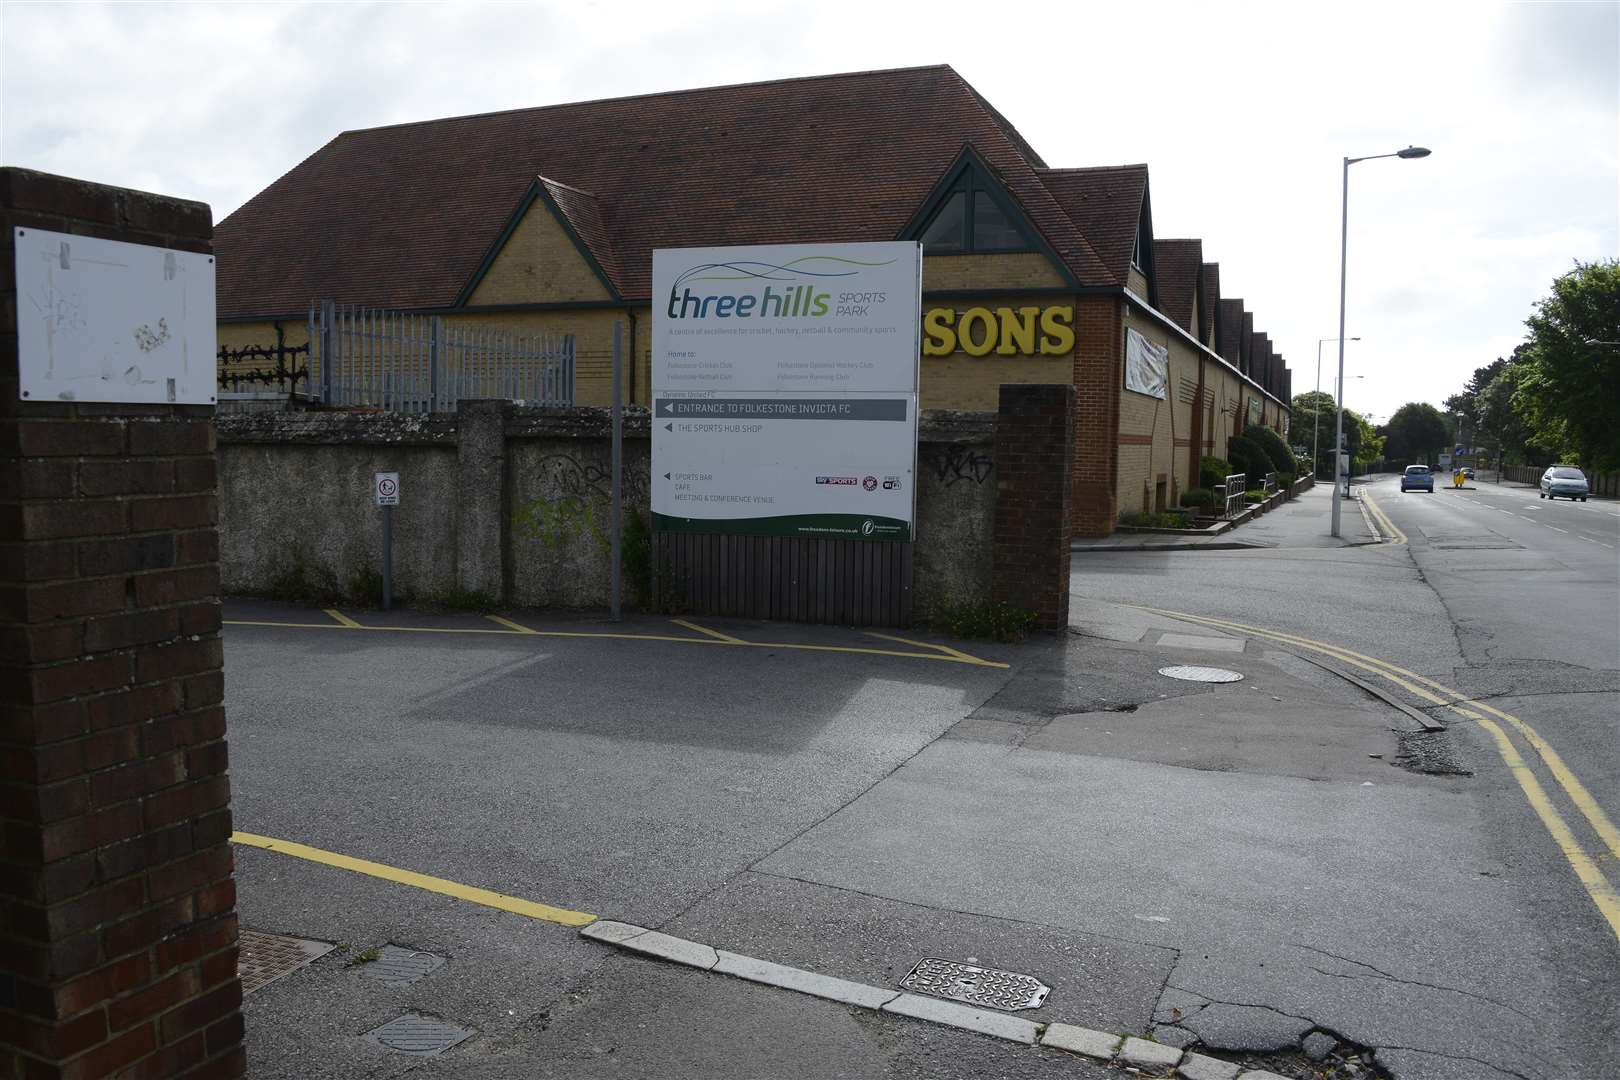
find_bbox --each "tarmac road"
[220,478,1618,1079]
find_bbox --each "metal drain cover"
[238,929,334,995]
[1158,665,1244,683]
[900,958,1050,1011]
[364,1014,475,1056]
[355,946,446,987]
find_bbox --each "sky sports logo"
[816,476,858,486]
[666,255,896,320]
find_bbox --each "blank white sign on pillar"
[13,226,217,405]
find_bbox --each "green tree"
[1291,390,1337,477]
[1384,402,1451,466]
[1513,260,1620,470]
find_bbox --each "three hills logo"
[665,256,897,320]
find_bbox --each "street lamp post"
[1331,145,1430,537]
[1315,336,1359,479]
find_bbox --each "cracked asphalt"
[220,478,1616,1080]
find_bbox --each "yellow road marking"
[1359,490,1407,545]
[1139,605,1620,942]
[863,630,986,665]
[670,618,746,644]
[223,615,1007,668]
[231,831,597,927]
[325,608,362,628]
[1150,607,1620,866]
[486,614,539,634]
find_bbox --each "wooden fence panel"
[653,533,913,627]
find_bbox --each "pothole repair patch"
[238,929,335,995]
[1158,665,1244,683]
[900,958,1051,1012]
[355,946,447,987]
[364,1014,476,1056]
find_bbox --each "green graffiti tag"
[512,495,608,552]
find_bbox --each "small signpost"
[374,472,399,609]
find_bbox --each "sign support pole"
[382,505,394,610]
[610,321,623,622]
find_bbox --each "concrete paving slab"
[880,992,1040,1044]
[1117,1034,1182,1070]
[711,950,897,1009]
[1038,1022,1119,1059]
[1156,633,1246,652]
[1178,1051,1242,1080]
[615,929,718,969]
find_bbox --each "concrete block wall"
[215,404,1013,623]
[1,169,244,1079]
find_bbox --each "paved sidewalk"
[1073,482,1378,552]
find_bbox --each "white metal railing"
[1215,472,1247,517]
[309,300,574,413]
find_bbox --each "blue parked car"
[1400,465,1434,492]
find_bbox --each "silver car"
[1540,465,1590,501]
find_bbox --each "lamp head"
[1396,146,1431,159]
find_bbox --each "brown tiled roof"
[1240,310,1255,376]
[1217,299,1244,365]
[1035,165,1148,288]
[536,177,620,297]
[1152,239,1202,335]
[1199,263,1219,344]
[215,65,1112,317]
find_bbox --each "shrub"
[1200,455,1233,491]
[1181,487,1216,508]
[1277,471,1296,491]
[1244,488,1266,501]
[1227,435,1267,488]
[1119,510,1193,529]
[931,600,1038,642]
[1245,424,1296,473]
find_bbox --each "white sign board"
[651,242,921,541]
[374,472,400,506]
[1438,453,1452,468]
[14,227,216,405]
[1124,327,1168,400]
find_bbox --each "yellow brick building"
[216,65,1292,535]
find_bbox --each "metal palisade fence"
[310,300,575,412]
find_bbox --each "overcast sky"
[3,0,1615,422]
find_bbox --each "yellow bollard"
[1453,470,1466,488]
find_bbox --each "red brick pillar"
[992,384,1074,631]
[1071,295,1122,537]
[1,170,244,1079]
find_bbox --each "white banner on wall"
[651,242,922,541]
[1124,327,1168,400]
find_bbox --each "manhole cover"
[1158,665,1244,683]
[238,929,334,995]
[900,958,1050,1011]
[355,946,446,987]
[364,1014,475,1056]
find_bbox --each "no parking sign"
[374,472,400,506]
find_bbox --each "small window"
[914,164,1034,254]
[919,191,967,252]
[972,191,1025,250]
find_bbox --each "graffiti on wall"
[922,445,994,487]
[512,453,648,552]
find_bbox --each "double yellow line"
[1142,606,1620,942]
[1359,490,1407,545]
